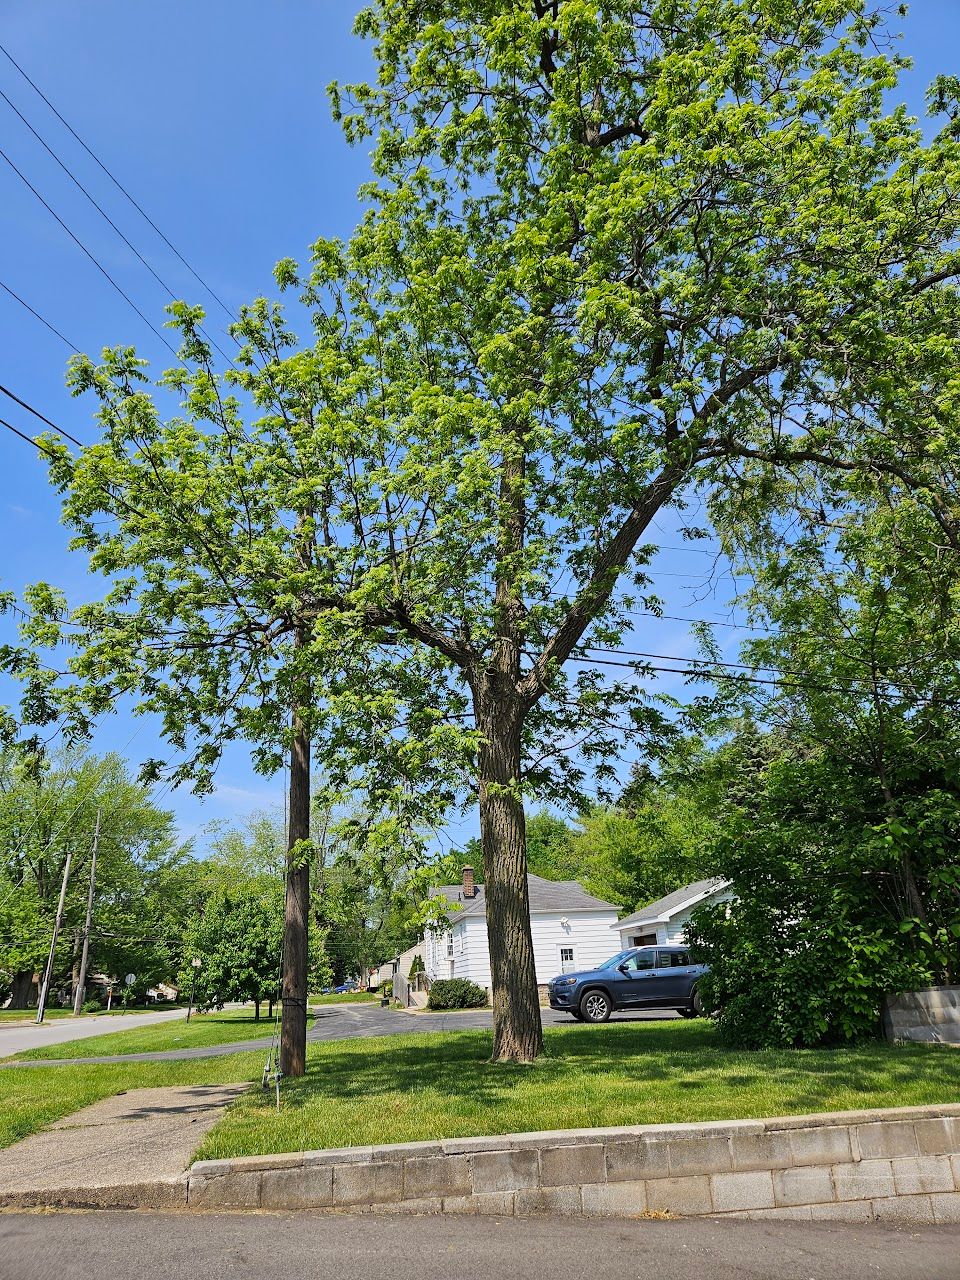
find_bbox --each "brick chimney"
[462,865,476,899]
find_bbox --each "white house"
[424,866,620,989]
[613,878,735,949]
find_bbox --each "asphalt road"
[0,1006,190,1059]
[1,1211,958,1280]
[3,1002,682,1067]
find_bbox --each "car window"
[658,950,690,968]
[624,951,656,971]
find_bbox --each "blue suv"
[547,945,708,1023]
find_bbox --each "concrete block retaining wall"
[187,1103,960,1223]
[883,987,960,1045]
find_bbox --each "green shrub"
[408,954,424,978]
[380,980,393,999]
[427,978,487,1010]
[80,998,103,1014]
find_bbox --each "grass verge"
[3,1019,957,1163]
[14,1009,277,1061]
[196,1019,960,1160]
[309,992,380,1005]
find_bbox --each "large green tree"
[9,1,960,1063]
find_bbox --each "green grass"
[2,1019,957,1165]
[195,1019,960,1160]
[14,1008,276,1061]
[0,1005,181,1024]
[309,992,380,1005]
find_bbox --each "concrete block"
[188,1172,261,1209]
[372,1141,443,1163]
[365,1197,443,1215]
[304,1146,375,1166]
[515,1186,582,1215]
[220,1152,304,1173]
[333,1161,402,1206]
[725,1206,813,1221]
[914,1117,960,1155]
[729,1131,790,1172]
[789,1126,852,1167]
[809,1200,874,1224]
[711,1171,775,1213]
[605,1139,671,1183]
[540,1144,604,1188]
[891,1155,955,1196]
[931,1192,960,1223]
[581,1181,648,1217]
[667,1135,732,1177]
[440,1136,518,1156]
[645,1176,713,1216]
[773,1165,835,1207]
[871,1194,935,1225]
[403,1155,471,1200]
[952,1155,960,1189]
[832,1159,895,1202]
[853,1121,919,1160]
[470,1149,539,1194]
[260,1165,333,1210]
[442,1192,515,1216]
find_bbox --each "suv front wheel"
[580,988,612,1023]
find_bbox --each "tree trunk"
[254,999,260,1022]
[280,708,310,1077]
[476,690,543,1063]
[8,970,35,1009]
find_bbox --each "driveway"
[2,1002,681,1067]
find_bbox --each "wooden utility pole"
[36,849,74,1024]
[72,808,101,1015]
[279,704,310,1077]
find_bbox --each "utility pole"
[36,848,73,1024]
[72,808,101,1016]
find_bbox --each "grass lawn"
[309,992,380,1005]
[0,1005,183,1024]
[195,1019,960,1160]
[13,1008,278,1061]
[2,1019,958,1164]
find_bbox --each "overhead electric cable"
[0,41,236,323]
[0,277,76,350]
[0,144,178,356]
[0,86,234,365]
[0,382,83,446]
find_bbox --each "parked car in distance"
[547,945,708,1023]
[332,980,359,994]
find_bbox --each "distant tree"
[0,749,187,1008]
[181,878,284,1020]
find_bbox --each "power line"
[0,278,77,350]
[0,383,83,447]
[0,144,178,357]
[0,85,235,366]
[0,415,62,461]
[0,41,236,325]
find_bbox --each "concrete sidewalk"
[0,1084,248,1209]
[0,1006,190,1058]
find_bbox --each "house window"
[560,946,575,973]
[631,932,657,947]
[446,932,454,959]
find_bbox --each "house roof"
[429,873,618,917]
[614,878,731,930]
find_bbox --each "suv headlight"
[554,976,578,986]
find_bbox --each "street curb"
[0,1174,188,1211]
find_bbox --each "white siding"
[425,910,620,987]
[616,888,737,949]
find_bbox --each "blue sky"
[1,2,958,850]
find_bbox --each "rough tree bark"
[476,685,543,1063]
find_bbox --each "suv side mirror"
[617,962,631,975]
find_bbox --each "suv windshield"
[597,950,635,970]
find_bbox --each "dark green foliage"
[427,978,488,1010]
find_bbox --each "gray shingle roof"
[429,873,617,917]
[614,878,730,930]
